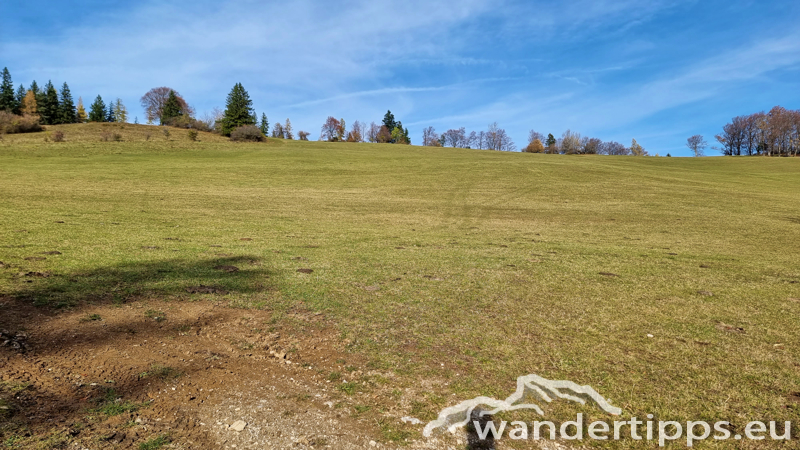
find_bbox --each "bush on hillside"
[230,125,264,142]
[162,115,214,133]
[0,111,43,134]
[52,130,65,142]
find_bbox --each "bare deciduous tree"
[422,126,440,146]
[485,122,516,151]
[601,141,629,155]
[367,122,381,143]
[686,134,707,157]
[583,137,602,154]
[271,122,284,138]
[560,129,582,154]
[284,119,294,140]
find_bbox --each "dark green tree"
[220,83,255,136]
[160,90,182,124]
[260,113,269,135]
[29,80,39,97]
[58,82,76,124]
[14,84,26,115]
[39,81,60,125]
[88,95,106,122]
[106,101,115,122]
[545,133,556,148]
[0,67,15,112]
[382,110,397,136]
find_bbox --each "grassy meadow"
[1,123,799,447]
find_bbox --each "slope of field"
[1,123,799,448]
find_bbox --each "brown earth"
[0,296,473,449]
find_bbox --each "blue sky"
[1,0,799,156]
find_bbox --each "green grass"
[1,124,800,447]
[138,434,170,450]
[90,388,146,417]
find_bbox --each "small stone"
[230,420,247,432]
[646,334,654,338]
[369,441,377,447]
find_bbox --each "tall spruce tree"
[14,84,26,115]
[160,90,182,125]
[382,110,396,135]
[260,113,269,135]
[0,67,15,112]
[88,95,106,122]
[106,101,115,122]
[59,82,76,124]
[220,83,255,136]
[545,133,556,148]
[39,81,60,125]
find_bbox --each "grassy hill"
[1,123,799,447]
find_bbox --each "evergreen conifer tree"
[39,81,60,125]
[160,90,182,125]
[382,110,396,136]
[14,84,26,115]
[59,82,76,124]
[106,101,115,122]
[220,83,255,136]
[88,95,106,122]
[0,67,15,112]
[260,113,269,135]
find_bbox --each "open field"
[1,123,799,448]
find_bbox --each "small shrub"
[298,131,310,141]
[113,133,123,142]
[162,128,170,139]
[0,111,42,134]
[100,132,111,142]
[230,125,265,142]
[163,115,213,132]
[52,130,65,142]
[145,132,151,141]
[187,129,198,141]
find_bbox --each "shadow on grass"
[4,255,277,309]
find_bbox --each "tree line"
[5,64,798,155]
[0,67,132,127]
[420,125,649,155]
[714,106,800,156]
[317,111,411,144]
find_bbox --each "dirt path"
[0,297,475,449]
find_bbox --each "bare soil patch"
[0,298,458,449]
